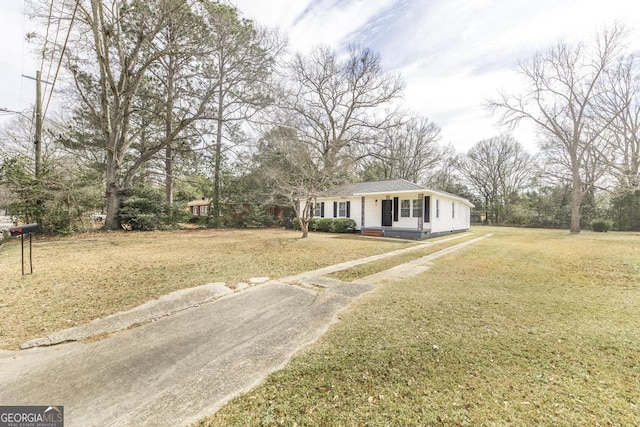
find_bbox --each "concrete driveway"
[0,234,490,426]
[1,281,367,426]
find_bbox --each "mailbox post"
[9,223,40,275]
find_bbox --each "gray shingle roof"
[322,179,427,197]
[319,179,474,207]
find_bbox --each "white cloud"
[289,0,399,52]
[2,0,639,153]
[380,0,640,152]
[231,0,308,30]
[235,0,400,53]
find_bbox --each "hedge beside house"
[293,218,356,233]
[330,218,357,233]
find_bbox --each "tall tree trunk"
[213,120,222,219]
[298,197,312,239]
[164,30,176,206]
[213,74,224,220]
[165,146,174,205]
[570,171,583,234]
[104,151,121,230]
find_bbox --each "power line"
[43,0,81,120]
[42,1,65,100]
[42,0,71,115]
[40,0,55,74]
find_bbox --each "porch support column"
[418,193,424,231]
[361,196,365,229]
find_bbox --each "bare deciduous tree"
[283,45,404,178]
[599,54,640,191]
[459,135,536,224]
[489,25,629,233]
[263,45,404,236]
[360,115,450,183]
[253,126,330,238]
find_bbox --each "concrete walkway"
[0,233,491,427]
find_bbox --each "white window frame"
[314,203,322,217]
[436,199,440,219]
[452,202,455,219]
[400,200,411,218]
[338,201,347,218]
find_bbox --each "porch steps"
[361,229,384,237]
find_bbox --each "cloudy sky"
[1,0,639,152]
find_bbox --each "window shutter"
[393,197,399,222]
[333,202,337,218]
[320,202,325,218]
[424,196,430,222]
[346,201,351,218]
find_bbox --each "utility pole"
[22,72,50,179]
[35,70,43,179]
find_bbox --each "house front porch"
[360,227,433,240]
[360,226,469,240]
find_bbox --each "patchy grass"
[197,227,640,426]
[0,228,414,349]
[327,232,480,282]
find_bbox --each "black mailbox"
[9,223,40,275]
[9,223,40,237]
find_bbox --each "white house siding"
[363,197,379,229]
[306,197,362,226]
[361,193,426,230]
[346,198,362,226]
[430,198,471,234]
[298,180,473,238]
[394,193,424,230]
[360,192,470,233]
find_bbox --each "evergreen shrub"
[590,218,613,232]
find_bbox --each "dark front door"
[381,199,393,227]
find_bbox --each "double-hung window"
[400,200,411,218]
[332,201,350,218]
[338,202,347,218]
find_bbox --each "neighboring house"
[187,199,286,225]
[303,179,474,239]
[188,199,210,217]
[267,205,285,225]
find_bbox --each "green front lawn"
[197,227,640,426]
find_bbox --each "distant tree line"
[0,2,637,235]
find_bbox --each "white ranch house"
[305,179,474,239]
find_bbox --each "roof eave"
[352,189,425,196]
[354,189,474,207]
